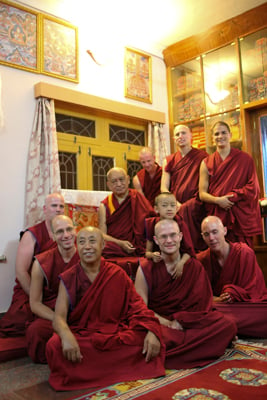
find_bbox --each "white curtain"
[148,122,168,166]
[25,97,61,227]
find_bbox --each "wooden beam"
[34,82,166,124]
[163,3,267,67]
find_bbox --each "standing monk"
[199,121,262,248]
[0,192,65,337]
[161,125,207,251]
[46,227,165,391]
[135,219,236,370]
[197,216,267,338]
[26,215,79,363]
[98,167,154,258]
[133,147,162,206]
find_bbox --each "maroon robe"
[137,164,162,206]
[102,189,154,257]
[26,247,79,363]
[165,148,207,251]
[204,148,262,243]
[0,221,56,337]
[46,260,165,391]
[197,242,267,337]
[140,257,237,369]
[145,215,195,257]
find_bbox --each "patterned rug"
[69,341,267,400]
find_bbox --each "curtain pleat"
[25,97,61,227]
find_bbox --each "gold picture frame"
[0,0,39,73]
[41,15,79,83]
[124,47,152,103]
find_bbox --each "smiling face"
[77,227,105,266]
[52,215,75,252]
[139,150,156,174]
[154,219,182,256]
[155,193,178,219]
[212,122,232,149]
[173,125,192,149]
[201,216,227,252]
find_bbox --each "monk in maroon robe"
[161,125,207,251]
[135,219,237,369]
[133,147,162,206]
[145,193,195,279]
[199,121,262,247]
[0,193,65,338]
[197,216,267,338]
[26,216,79,363]
[46,227,165,391]
[99,167,154,258]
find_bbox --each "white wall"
[0,1,169,312]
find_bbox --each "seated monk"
[98,167,154,276]
[0,192,65,338]
[197,216,267,338]
[46,226,165,391]
[133,147,162,206]
[145,192,195,279]
[26,215,79,363]
[135,219,237,369]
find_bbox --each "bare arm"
[98,203,135,253]
[132,175,145,196]
[145,240,162,262]
[29,260,54,321]
[135,266,183,330]
[53,281,82,363]
[160,158,171,193]
[199,160,234,210]
[172,253,190,279]
[15,231,36,295]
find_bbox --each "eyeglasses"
[109,177,126,185]
[156,232,180,242]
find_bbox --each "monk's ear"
[153,235,159,245]
[223,227,227,236]
[154,205,159,214]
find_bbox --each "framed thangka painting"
[124,47,152,103]
[0,1,39,72]
[41,15,78,82]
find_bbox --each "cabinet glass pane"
[205,110,241,153]
[203,43,239,115]
[239,28,267,103]
[170,59,204,124]
[187,120,206,149]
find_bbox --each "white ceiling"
[21,0,267,57]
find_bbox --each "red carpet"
[69,341,267,400]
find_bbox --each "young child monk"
[145,192,195,279]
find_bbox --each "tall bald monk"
[161,125,207,251]
[199,121,262,248]
[197,216,267,338]
[0,193,65,337]
[26,215,79,363]
[135,219,236,369]
[46,227,165,391]
[133,147,162,206]
[98,167,154,258]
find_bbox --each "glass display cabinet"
[239,28,267,103]
[170,59,204,126]
[203,43,240,115]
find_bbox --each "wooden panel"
[163,3,267,67]
[34,82,166,124]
